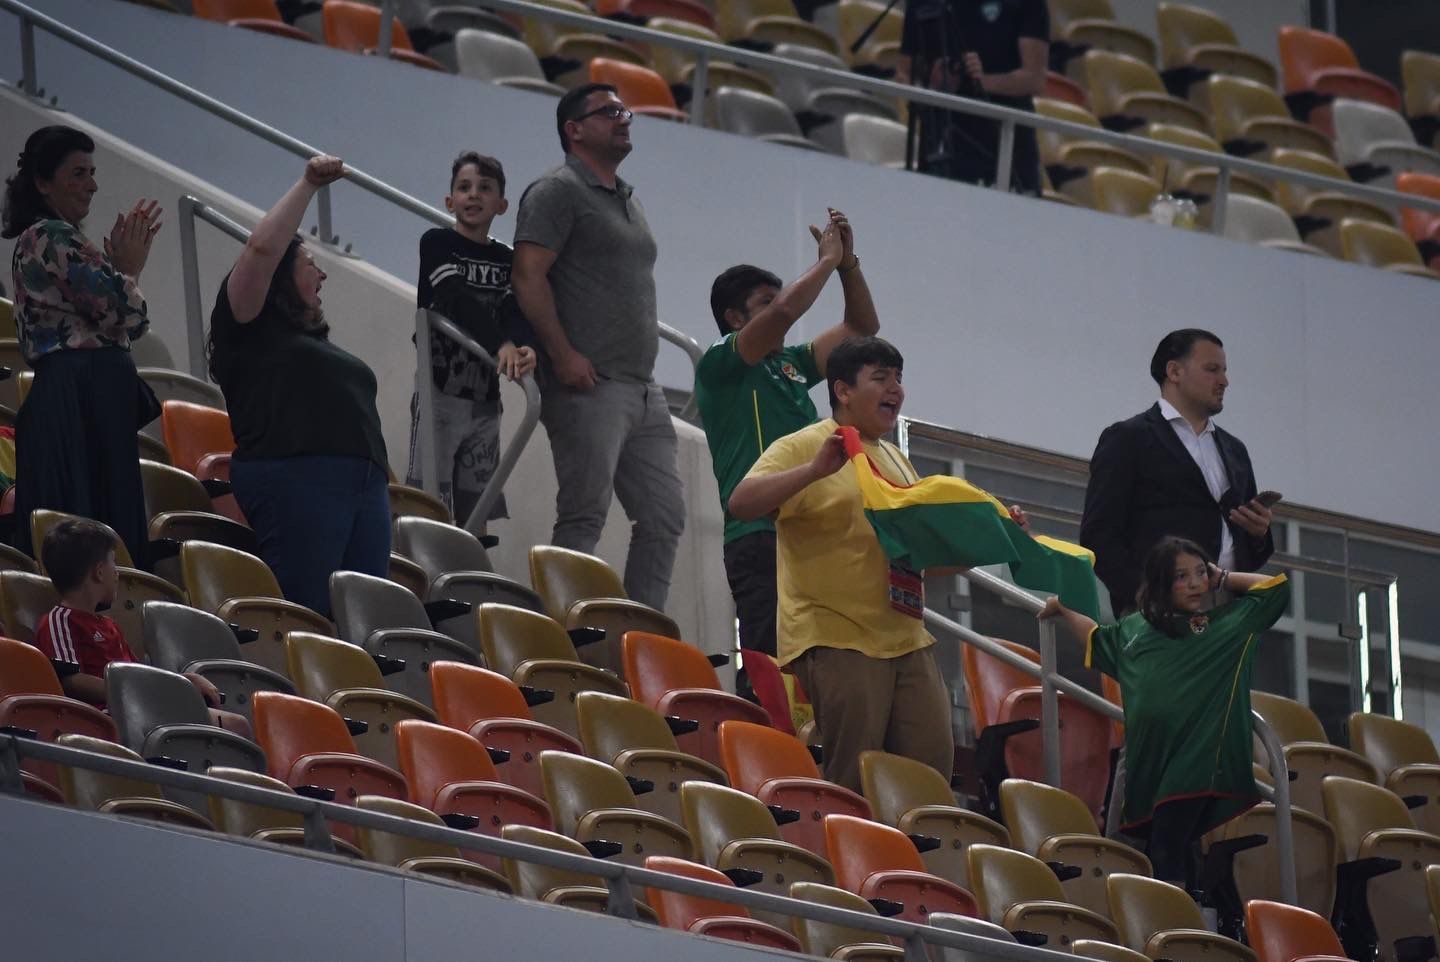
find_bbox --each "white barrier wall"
[2,0,1437,544]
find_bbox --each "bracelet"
[838,255,860,274]
[1220,569,1231,591]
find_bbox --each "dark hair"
[42,518,118,594]
[205,237,328,382]
[556,83,618,152]
[1136,536,1213,636]
[2,125,95,239]
[825,336,903,410]
[1149,329,1223,386]
[450,151,506,196]
[709,265,783,336]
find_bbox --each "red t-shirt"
[33,605,135,687]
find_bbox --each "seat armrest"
[440,812,481,829]
[201,478,233,498]
[768,805,801,825]
[229,624,260,644]
[567,627,605,648]
[907,834,942,854]
[707,653,729,668]
[370,653,406,676]
[344,718,369,736]
[664,716,699,736]
[519,686,555,706]
[294,784,337,801]
[487,747,511,765]
[581,839,625,859]
[722,867,766,887]
[0,725,38,738]
[1012,931,1050,947]
[423,598,471,624]
[146,755,189,771]
[625,775,654,796]
[868,897,904,917]
[1047,861,1083,882]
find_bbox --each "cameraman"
[896,0,1049,195]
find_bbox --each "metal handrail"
[0,734,1076,962]
[658,322,703,423]
[926,567,1298,904]
[8,0,1440,243]
[414,308,542,535]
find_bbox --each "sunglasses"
[573,104,634,123]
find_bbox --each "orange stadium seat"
[0,635,117,792]
[644,855,804,949]
[1396,172,1440,269]
[589,58,688,120]
[1245,899,1347,962]
[1278,26,1401,118]
[824,813,981,926]
[321,0,447,72]
[191,0,316,43]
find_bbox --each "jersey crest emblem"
[1188,614,1210,635]
[779,361,807,383]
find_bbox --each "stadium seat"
[831,0,902,72]
[1278,26,1401,119]
[0,542,36,575]
[500,823,659,919]
[967,843,1120,947]
[387,483,451,524]
[621,630,769,766]
[550,35,648,88]
[451,29,566,96]
[1072,941,1151,962]
[788,880,904,960]
[140,459,257,575]
[857,749,1009,889]
[386,554,428,601]
[429,660,585,799]
[738,649,801,735]
[1338,218,1440,278]
[1349,712,1440,835]
[425,5,523,42]
[1000,777,1153,920]
[644,855,805,948]
[205,765,363,855]
[961,638,1113,822]
[160,399,243,522]
[180,541,332,678]
[1396,171,1440,269]
[1331,98,1440,187]
[354,794,514,891]
[1155,3,1277,92]
[1142,123,1276,207]
[192,0,317,42]
[1083,51,1209,133]
[1249,690,1379,816]
[595,0,714,32]
[824,813,981,926]
[717,719,870,859]
[1220,195,1330,256]
[644,18,761,94]
[393,718,552,871]
[679,780,836,928]
[713,86,831,151]
[476,603,629,738]
[1050,0,1156,73]
[573,690,728,824]
[321,0,447,70]
[0,339,27,412]
[0,569,59,644]
[0,635,117,788]
[328,569,479,707]
[589,57,687,120]
[840,114,907,167]
[519,0,590,59]
[1091,166,1162,216]
[0,297,12,338]
[249,690,408,844]
[105,661,266,810]
[1107,872,1258,962]
[284,631,436,770]
[136,433,172,465]
[539,749,694,865]
[137,369,224,446]
[54,732,216,829]
[141,600,295,722]
[1200,802,1338,922]
[1321,775,1440,962]
[717,0,838,56]
[768,43,899,152]
[1033,98,1152,204]
[1046,71,1090,107]
[1245,899,1347,962]
[1207,75,1336,159]
[1401,51,1440,148]
[1265,148,1396,255]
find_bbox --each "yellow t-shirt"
[744,418,935,666]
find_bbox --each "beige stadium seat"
[1091,166,1162,217]
[831,0,902,72]
[1331,98,1440,188]
[1402,50,1440,148]
[1221,195,1329,256]
[1339,218,1440,278]
[1033,97,1151,204]
[453,29,566,96]
[713,86,830,151]
[1083,51,1209,134]
[716,0,838,56]
[1051,0,1155,75]
[841,114,907,167]
[1155,3,1277,91]
[1207,75,1336,160]
[646,18,776,99]
[768,43,898,153]
[1142,123,1275,212]
[1266,147,1395,257]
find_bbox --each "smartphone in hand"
[1255,490,1283,508]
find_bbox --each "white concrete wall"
[2,0,1437,547]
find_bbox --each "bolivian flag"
[841,427,1101,618]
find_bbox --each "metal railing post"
[19,13,37,96]
[1388,581,1404,719]
[1209,165,1231,236]
[315,184,336,247]
[1038,612,1061,788]
[177,196,208,380]
[689,53,709,127]
[994,118,1015,194]
[604,873,641,919]
[1252,715,1298,904]
[0,737,22,795]
[377,0,395,59]
[903,932,929,962]
[302,806,337,854]
[414,308,439,498]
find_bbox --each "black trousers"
[722,530,778,657]
[1146,796,1213,890]
[14,347,152,565]
[917,107,1043,196]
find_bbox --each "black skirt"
[13,346,155,565]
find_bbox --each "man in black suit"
[1081,329,1275,615]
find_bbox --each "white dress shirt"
[1158,398,1235,570]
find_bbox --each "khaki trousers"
[791,645,955,793]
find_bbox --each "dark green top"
[695,333,821,543]
[209,274,388,469]
[1087,574,1291,833]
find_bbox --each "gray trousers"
[539,378,684,611]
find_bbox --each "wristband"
[838,255,860,274]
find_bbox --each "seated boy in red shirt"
[34,518,227,719]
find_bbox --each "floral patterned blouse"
[10,218,149,365]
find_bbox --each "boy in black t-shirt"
[407,152,536,527]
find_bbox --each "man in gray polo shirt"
[511,82,684,611]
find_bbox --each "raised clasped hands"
[104,198,163,278]
[496,343,537,382]
[808,210,845,270]
[304,154,346,188]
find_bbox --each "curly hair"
[2,125,95,239]
[206,237,329,383]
